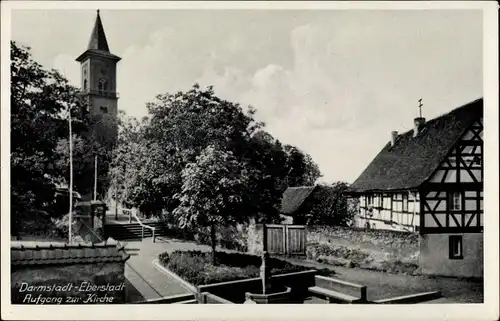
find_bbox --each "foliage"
[158,250,307,286]
[108,113,161,212]
[300,182,359,226]
[307,242,419,275]
[174,145,251,228]
[10,41,88,233]
[111,84,322,225]
[308,243,369,265]
[283,145,322,187]
[11,41,116,238]
[173,145,252,263]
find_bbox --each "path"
[122,238,194,302]
[134,236,482,303]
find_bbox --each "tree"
[112,84,323,228]
[173,145,251,264]
[305,182,358,226]
[10,41,85,232]
[245,131,289,223]
[122,84,261,215]
[109,112,183,215]
[283,145,322,187]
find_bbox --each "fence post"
[283,225,287,256]
[129,209,133,223]
[360,286,367,303]
[152,228,156,243]
[141,226,144,240]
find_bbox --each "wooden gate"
[265,224,306,256]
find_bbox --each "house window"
[449,191,462,211]
[100,106,108,114]
[366,195,374,216]
[367,195,374,206]
[449,235,463,259]
[83,79,88,91]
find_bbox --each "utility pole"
[68,108,73,244]
[94,154,98,201]
[115,176,118,220]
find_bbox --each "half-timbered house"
[349,98,483,278]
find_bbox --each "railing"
[77,217,104,243]
[121,207,156,243]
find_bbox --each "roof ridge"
[11,242,120,251]
[398,97,483,137]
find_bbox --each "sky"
[10,8,483,184]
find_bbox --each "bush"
[14,211,68,241]
[307,242,419,275]
[159,250,308,285]
[308,243,369,266]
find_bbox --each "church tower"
[76,10,120,144]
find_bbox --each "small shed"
[280,186,319,224]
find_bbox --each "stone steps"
[104,222,171,240]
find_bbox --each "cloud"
[44,10,481,184]
[53,54,80,86]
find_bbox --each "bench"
[199,292,233,304]
[373,291,441,304]
[308,286,362,303]
[308,275,367,304]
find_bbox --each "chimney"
[413,117,426,137]
[390,131,398,147]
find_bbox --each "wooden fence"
[265,224,307,256]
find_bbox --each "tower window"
[98,78,108,94]
[83,79,88,90]
[100,106,108,114]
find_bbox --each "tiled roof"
[11,238,130,266]
[280,186,317,215]
[350,98,483,192]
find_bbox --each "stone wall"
[245,219,263,255]
[11,262,127,304]
[307,226,419,253]
[231,223,418,257]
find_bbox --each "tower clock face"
[100,66,109,75]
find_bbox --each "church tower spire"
[76,9,120,145]
[87,9,110,52]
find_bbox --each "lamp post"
[68,107,73,244]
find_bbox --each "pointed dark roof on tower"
[87,9,110,52]
[76,10,121,62]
